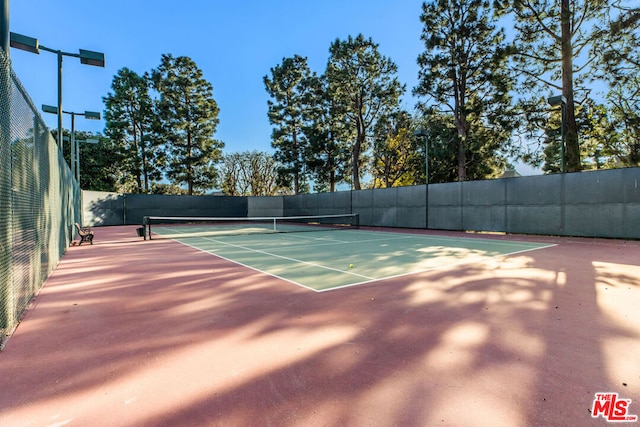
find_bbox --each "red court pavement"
[1,225,639,427]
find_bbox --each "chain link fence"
[1,48,81,347]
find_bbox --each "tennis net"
[142,213,359,240]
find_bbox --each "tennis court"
[147,216,554,291]
[1,225,639,427]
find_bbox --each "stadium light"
[413,129,429,185]
[42,105,101,181]
[414,129,430,229]
[10,32,104,158]
[547,95,567,174]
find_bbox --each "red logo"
[591,392,638,422]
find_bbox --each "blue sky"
[9,1,425,153]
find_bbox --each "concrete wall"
[83,167,640,239]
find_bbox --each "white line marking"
[158,230,556,292]
[198,236,375,280]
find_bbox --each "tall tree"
[608,80,640,167]
[264,55,314,194]
[103,68,162,193]
[152,54,223,195]
[495,0,610,172]
[326,34,405,190]
[596,5,640,167]
[415,0,514,182]
[595,4,640,84]
[303,74,349,192]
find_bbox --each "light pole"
[42,105,100,181]
[548,95,567,174]
[414,129,429,229]
[10,32,104,157]
[414,129,429,185]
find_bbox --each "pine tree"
[151,54,223,195]
[104,68,162,192]
[415,0,514,182]
[303,74,349,192]
[264,55,314,194]
[494,0,611,172]
[326,34,405,190]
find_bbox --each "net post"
[354,213,360,229]
[142,216,147,240]
[273,218,277,232]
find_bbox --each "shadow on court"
[0,226,638,426]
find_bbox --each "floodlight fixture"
[9,32,39,54]
[79,49,105,67]
[42,104,58,114]
[10,31,105,158]
[84,111,101,120]
[547,95,567,107]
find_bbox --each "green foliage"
[150,183,189,195]
[151,55,224,195]
[415,0,514,181]
[303,74,350,192]
[264,55,314,194]
[606,80,640,167]
[417,109,506,183]
[593,4,640,83]
[372,110,420,188]
[494,0,613,172]
[326,34,405,190]
[74,132,118,191]
[103,68,163,192]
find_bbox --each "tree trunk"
[455,107,468,182]
[187,133,193,195]
[561,0,581,172]
[352,133,362,190]
[457,136,467,182]
[352,109,365,191]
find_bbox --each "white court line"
[255,233,422,251]
[175,239,321,292]
[256,232,556,253]
[198,235,375,280]
[316,243,557,292]
[158,229,556,292]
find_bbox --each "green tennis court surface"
[152,228,554,291]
